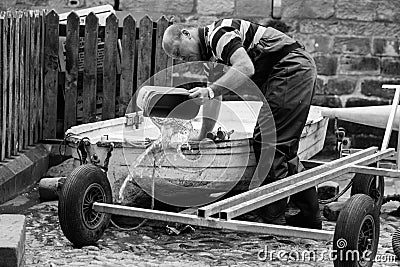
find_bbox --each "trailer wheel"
[351,173,384,211]
[333,194,379,267]
[58,164,112,247]
[392,227,400,259]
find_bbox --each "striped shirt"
[201,18,296,65]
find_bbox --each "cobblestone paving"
[1,157,399,266]
[14,197,398,267]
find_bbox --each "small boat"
[65,101,329,206]
[322,105,400,130]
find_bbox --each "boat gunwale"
[65,104,328,149]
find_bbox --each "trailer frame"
[58,85,400,266]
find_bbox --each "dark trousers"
[252,48,317,221]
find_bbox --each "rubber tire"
[351,173,384,211]
[58,165,112,247]
[392,227,400,260]
[333,194,380,267]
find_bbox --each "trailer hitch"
[334,118,351,158]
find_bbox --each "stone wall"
[4,0,399,109]
[2,0,399,148]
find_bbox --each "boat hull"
[66,101,329,204]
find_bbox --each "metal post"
[381,84,400,170]
[381,85,400,151]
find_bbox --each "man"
[161,19,321,229]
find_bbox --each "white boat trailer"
[93,146,391,239]
[58,85,400,266]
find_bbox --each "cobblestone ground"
[1,158,400,267]
[24,199,331,267]
[0,188,396,267]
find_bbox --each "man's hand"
[190,134,206,142]
[188,129,206,142]
[188,87,209,105]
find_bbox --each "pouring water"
[118,86,200,204]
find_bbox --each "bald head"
[162,24,201,61]
[162,24,184,57]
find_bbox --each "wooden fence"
[0,10,45,161]
[0,10,173,161]
[46,10,173,139]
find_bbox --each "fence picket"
[119,15,136,116]
[82,12,98,123]
[38,11,45,141]
[64,12,79,131]
[13,14,20,154]
[0,18,2,159]
[136,15,153,110]
[8,14,15,157]
[33,13,41,143]
[43,10,59,139]
[24,12,31,148]
[18,13,26,151]
[0,16,5,160]
[154,16,170,86]
[102,13,118,120]
[29,13,35,145]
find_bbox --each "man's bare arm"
[210,47,255,96]
[189,47,255,139]
[198,95,222,139]
[188,47,255,99]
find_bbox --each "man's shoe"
[254,198,288,225]
[255,213,286,225]
[285,212,322,230]
[289,187,322,229]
